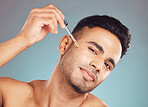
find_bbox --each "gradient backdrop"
[0,0,148,107]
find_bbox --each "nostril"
[96,70,99,72]
[92,64,96,68]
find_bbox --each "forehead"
[78,27,122,64]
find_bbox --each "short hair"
[72,15,131,58]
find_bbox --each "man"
[0,4,131,107]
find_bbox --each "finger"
[32,16,58,34]
[50,16,58,34]
[29,8,65,29]
[42,6,65,28]
[43,4,65,28]
[48,9,65,29]
[44,4,65,19]
[30,12,59,34]
[30,4,65,19]
[47,17,58,34]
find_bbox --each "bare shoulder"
[0,77,33,97]
[29,79,47,85]
[29,79,47,91]
[82,93,108,107]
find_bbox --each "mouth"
[80,67,95,82]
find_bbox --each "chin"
[68,76,95,94]
[71,83,94,94]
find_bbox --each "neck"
[45,61,88,107]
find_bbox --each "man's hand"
[0,4,65,67]
[18,4,65,47]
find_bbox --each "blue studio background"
[0,0,148,107]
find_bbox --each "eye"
[88,47,97,55]
[104,62,111,71]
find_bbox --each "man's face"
[60,27,122,94]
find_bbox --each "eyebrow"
[108,58,115,68]
[87,41,104,54]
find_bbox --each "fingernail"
[51,30,53,34]
[62,23,66,29]
[55,30,58,34]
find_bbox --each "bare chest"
[2,95,101,107]
[3,97,50,107]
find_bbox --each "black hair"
[72,15,131,58]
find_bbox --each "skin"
[0,4,122,107]
[0,4,65,67]
[59,27,121,95]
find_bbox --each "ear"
[59,35,73,55]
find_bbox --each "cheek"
[75,47,92,63]
[75,53,92,66]
[99,71,111,82]
[81,53,91,62]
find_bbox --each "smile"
[80,67,95,82]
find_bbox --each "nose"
[90,60,103,73]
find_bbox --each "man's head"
[58,15,131,94]
[72,15,131,58]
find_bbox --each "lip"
[80,67,95,82]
